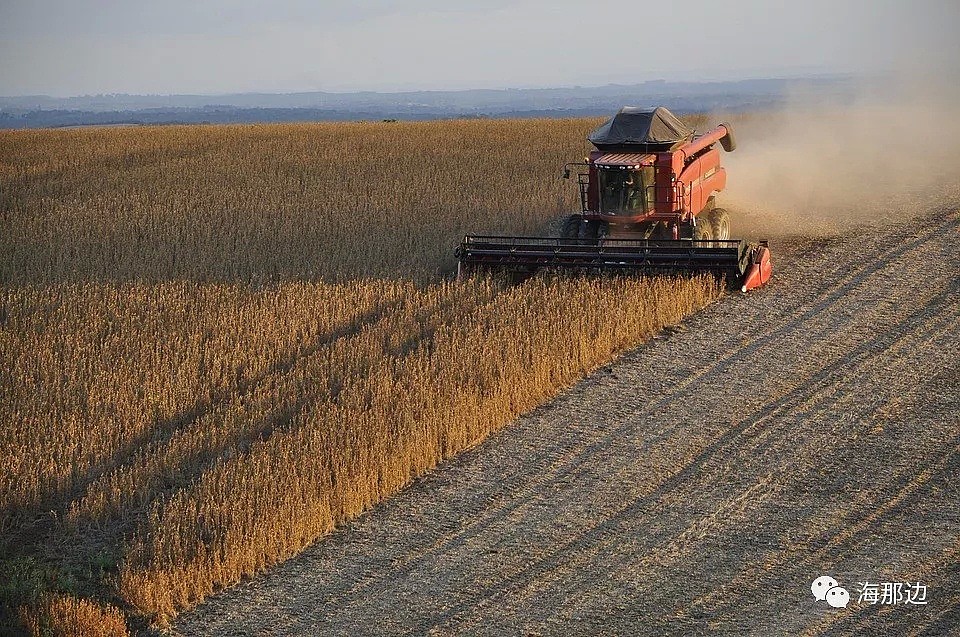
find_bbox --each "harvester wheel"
[710,207,731,241]
[693,216,713,243]
[560,214,582,239]
[583,220,601,240]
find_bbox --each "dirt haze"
[166,75,960,636]
[722,78,960,238]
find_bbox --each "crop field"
[0,118,721,634]
[174,214,959,637]
[5,107,957,637]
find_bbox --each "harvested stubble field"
[175,212,960,637]
[5,105,958,637]
[167,99,960,636]
[0,118,721,634]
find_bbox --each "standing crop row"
[0,116,720,633]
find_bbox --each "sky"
[0,0,958,97]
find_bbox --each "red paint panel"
[654,152,677,214]
[679,124,730,160]
[741,246,772,292]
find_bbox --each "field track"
[172,209,960,636]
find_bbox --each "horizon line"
[0,72,862,102]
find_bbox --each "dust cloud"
[719,75,960,239]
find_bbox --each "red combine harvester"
[456,107,772,292]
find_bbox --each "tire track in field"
[682,399,959,623]
[423,280,960,635]
[796,457,960,637]
[172,210,960,636]
[539,289,960,629]
[636,293,960,633]
[597,237,960,635]
[289,216,956,613]
[663,428,960,636]
[305,214,956,614]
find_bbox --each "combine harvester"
[456,107,772,292]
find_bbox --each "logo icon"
[826,586,850,608]
[812,575,849,608]
[811,575,838,601]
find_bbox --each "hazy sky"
[1,0,957,96]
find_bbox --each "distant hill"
[0,76,856,129]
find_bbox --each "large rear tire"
[710,207,731,242]
[560,214,582,239]
[693,215,713,243]
[582,220,602,240]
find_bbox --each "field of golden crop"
[0,117,719,635]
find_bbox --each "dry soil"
[171,206,960,636]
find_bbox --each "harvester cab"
[456,106,772,292]
[596,164,654,217]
